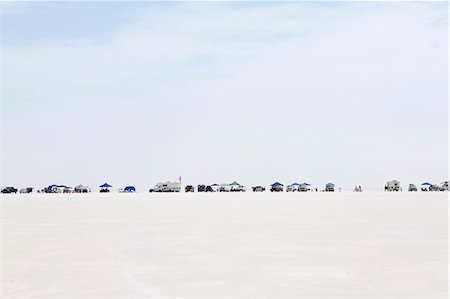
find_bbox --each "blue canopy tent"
[421,182,432,186]
[230,181,240,186]
[292,182,300,186]
[271,182,284,187]
[211,184,219,186]
[326,183,335,187]
[100,183,112,188]
[124,186,136,192]
[303,183,311,186]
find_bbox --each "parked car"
[408,184,418,192]
[122,186,136,193]
[440,181,449,191]
[1,186,18,193]
[63,187,72,193]
[19,187,33,194]
[149,187,162,192]
[197,185,206,192]
[231,185,246,192]
[270,182,284,192]
[252,186,265,192]
[298,183,311,192]
[205,185,214,192]
[286,185,295,192]
[429,184,440,191]
[325,183,335,192]
[219,185,231,192]
[185,185,194,192]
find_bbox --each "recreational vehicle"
[385,180,400,191]
[150,181,180,192]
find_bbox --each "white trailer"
[385,180,400,191]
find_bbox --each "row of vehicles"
[3,181,448,194]
[385,180,449,192]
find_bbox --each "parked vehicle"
[231,185,246,192]
[219,185,230,192]
[63,187,72,193]
[286,185,295,192]
[1,186,18,193]
[197,185,206,192]
[429,184,440,191]
[19,187,33,193]
[74,185,90,193]
[298,183,311,192]
[252,186,265,192]
[385,180,400,191]
[122,186,136,193]
[408,184,417,192]
[150,181,180,192]
[205,185,214,192]
[185,185,194,192]
[42,185,60,193]
[325,183,335,192]
[270,182,284,192]
[440,181,449,191]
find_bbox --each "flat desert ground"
[2,192,448,298]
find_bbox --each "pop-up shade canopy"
[100,183,112,188]
[271,182,284,187]
[421,182,432,186]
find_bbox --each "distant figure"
[339,188,341,192]
[315,187,318,192]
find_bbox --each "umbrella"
[100,183,112,188]
[211,184,219,186]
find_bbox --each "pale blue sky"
[2,1,448,190]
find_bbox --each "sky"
[1,1,448,190]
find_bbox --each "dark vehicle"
[1,186,18,194]
[408,184,418,192]
[185,185,195,192]
[123,186,136,193]
[205,185,214,192]
[270,182,284,192]
[325,183,335,192]
[197,185,206,192]
[252,186,265,192]
[149,187,162,192]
